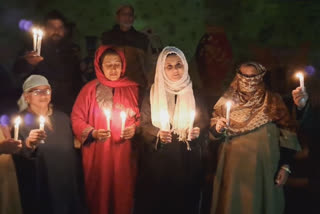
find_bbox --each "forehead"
[165,54,182,64]
[29,85,50,91]
[239,65,258,74]
[102,53,122,62]
[118,7,134,15]
[46,19,64,27]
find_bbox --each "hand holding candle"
[187,111,196,141]
[14,117,21,141]
[160,110,170,131]
[120,111,126,138]
[295,72,307,107]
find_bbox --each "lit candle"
[39,116,45,130]
[14,117,21,141]
[104,109,111,131]
[296,72,305,92]
[36,30,43,56]
[226,101,232,127]
[187,111,196,141]
[120,111,126,138]
[160,110,170,131]
[32,28,38,52]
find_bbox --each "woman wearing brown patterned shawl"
[209,62,301,214]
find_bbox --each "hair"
[44,10,67,25]
[99,49,121,67]
[116,4,134,15]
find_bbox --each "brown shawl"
[211,62,296,136]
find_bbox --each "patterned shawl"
[211,62,296,136]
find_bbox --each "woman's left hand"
[122,124,136,140]
[189,127,200,140]
[275,165,290,187]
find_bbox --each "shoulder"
[52,110,70,122]
[79,79,99,94]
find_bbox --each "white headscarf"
[150,46,195,141]
[17,75,51,112]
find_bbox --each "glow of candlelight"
[120,111,126,138]
[160,110,169,131]
[36,30,43,56]
[296,72,305,91]
[187,110,196,141]
[226,101,232,127]
[104,109,111,131]
[14,117,21,141]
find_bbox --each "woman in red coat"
[71,45,140,214]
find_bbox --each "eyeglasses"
[28,89,51,96]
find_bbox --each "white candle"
[32,28,38,52]
[14,117,21,141]
[226,101,232,127]
[160,110,170,131]
[36,30,43,56]
[187,111,196,141]
[296,72,305,92]
[39,116,45,130]
[104,109,111,131]
[120,111,126,138]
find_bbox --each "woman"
[134,46,209,214]
[13,75,87,214]
[71,46,140,214]
[0,121,22,214]
[210,62,301,214]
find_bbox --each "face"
[45,19,66,42]
[102,54,122,81]
[24,85,51,109]
[116,7,134,30]
[239,65,259,77]
[164,55,184,82]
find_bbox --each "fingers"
[189,127,200,140]
[122,126,135,140]
[275,169,289,187]
[29,129,47,142]
[159,130,172,143]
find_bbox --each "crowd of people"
[0,4,319,214]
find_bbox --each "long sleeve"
[140,91,160,144]
[71,81,96,144]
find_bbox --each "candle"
[120,111,126,138]
[39,116,45,130]
[296,72,305,92]
[14,117,21,141]
[36,30,43,56]
[104,109,111,131]
[32,28,38,52]
[187,111,196,141]
[226,101,232,127]
[160,110,169,131]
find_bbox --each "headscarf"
[211,62,295,136]
[94,45,139,114]
[17,75,51,112]
[150,46,195,141]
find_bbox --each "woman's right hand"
[26,129,47,148]
[215,118,228,133]
[92,129,111,142]
[0,139,22,154]
[23,51,44,66]
[159,130,172,143]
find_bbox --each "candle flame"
[296,72,303,80]
[104,109,111,118]
[39,116,45,124]
[14,116,21,125]
[226,101,232,109]
[120,111,126,120]
[190,111,196,120]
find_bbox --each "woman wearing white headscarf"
[134,47,209,214]
[13,75,87,214]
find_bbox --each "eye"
[166,65,173,70]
